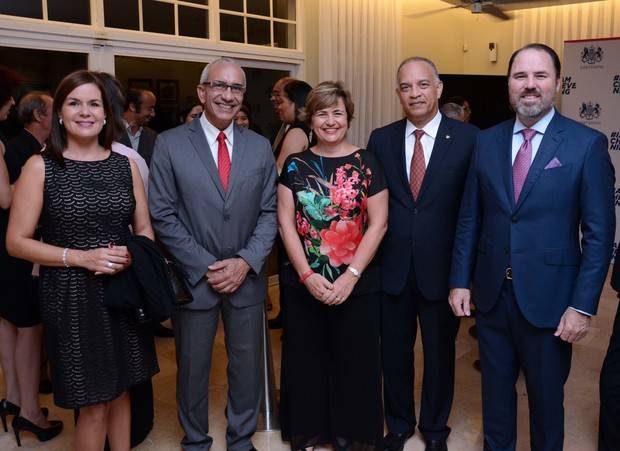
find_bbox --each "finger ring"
[107,262,113,268]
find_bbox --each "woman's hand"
[76,245,131,275]
[322,270,358,305]
[303,273,334,302]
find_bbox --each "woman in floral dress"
[278,81,388,451]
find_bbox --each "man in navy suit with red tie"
[369,57,478,451]
[450,43,615,451]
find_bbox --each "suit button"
[504,248,509,255]
[511,216,517,223]
[224,214,231,221]
[413,208,418,215]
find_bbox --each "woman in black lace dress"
[7,70,158,450]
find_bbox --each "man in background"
[121,88,158,165]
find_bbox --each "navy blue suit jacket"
[450,111,615,328]
[368,116,478,300]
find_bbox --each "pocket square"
[544,157,562,169]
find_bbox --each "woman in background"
[274,80,313,172]
[0,66,62,444]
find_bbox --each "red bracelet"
[299,269,314,283]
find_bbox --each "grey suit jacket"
[148,118,278,310]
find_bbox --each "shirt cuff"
[569,306,592,317]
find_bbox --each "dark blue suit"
[368,115,478,441]
[451,111,615,450]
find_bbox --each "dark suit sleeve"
[366,129,379,155]
[450,136,482,288]
[236,140,278,275]
[148,133,218,286]
[571,132,615,315]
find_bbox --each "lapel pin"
[445,135,451,139]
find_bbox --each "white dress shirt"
[199,113,234,168]
[123,120,143,151]
[404,111,442,180]
[511,107,555,165]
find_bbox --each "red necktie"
[217,131,231,191]
[513,128,537,202]
[409,129,425,201]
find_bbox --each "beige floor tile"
[0,281,615,450]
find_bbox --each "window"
[219,0,297,49]
[0,0,299,50]
[104,0,210,38]
[0,0,90,24]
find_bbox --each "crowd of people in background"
[0,41,619,451]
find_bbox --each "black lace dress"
[39,152,159,409]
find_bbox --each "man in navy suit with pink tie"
[449,43,615,451]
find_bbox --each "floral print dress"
[280,148,386,283]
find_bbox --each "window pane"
[220,14,244,43]
[48,0,90,24]
[273,0,296,20]
[0,0,42,19]
[274,22,295,49]
[104,0,139,30]
[220,0,242,12]
[143,0,175,35]
[247,0,269,17]
[179,5,208,38]
[247,18,270,46]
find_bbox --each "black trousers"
[281,281,383,450]
[599,301,620,451]
[381,274,460,442]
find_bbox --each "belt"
[505,267,512,280]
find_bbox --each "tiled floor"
[0,281,616,451]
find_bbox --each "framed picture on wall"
[157,79,179,103]
[128,78,153,91]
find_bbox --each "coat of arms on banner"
[579,101,601,120]
[581,46,603,64]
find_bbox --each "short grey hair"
[17,91,52,125]
[199,57,246,86]
[396,56,441,84]
[440,102,465,120]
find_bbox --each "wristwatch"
[347,266,361,278]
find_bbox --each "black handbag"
[165,258,194,305]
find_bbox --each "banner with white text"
[562,37,620,258]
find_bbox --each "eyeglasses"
[202,80,246,95]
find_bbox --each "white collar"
[513,108,555,136]
[406,110,442,139]
[199,113,234,145]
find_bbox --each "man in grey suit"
[149,57,278,451]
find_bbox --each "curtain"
[513,0,620,57]
[318,0,403,147]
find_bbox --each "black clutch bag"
[165,259,193,305]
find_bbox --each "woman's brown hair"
[304,81,355,127]
[46,70,115,164]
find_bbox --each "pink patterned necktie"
[409,129,425,201]
[217,131,231,191]
[512,128,537,202]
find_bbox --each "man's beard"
[512,90,553,120]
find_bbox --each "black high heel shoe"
[12,415,63,447]
[0,399,50,432]
[0,399,19,432]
